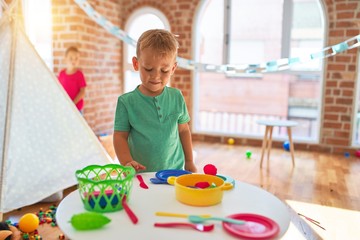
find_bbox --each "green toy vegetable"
[69,212,111,230]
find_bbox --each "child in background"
[58,46,87,112]
[113,29,197,173]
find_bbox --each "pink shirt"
[58,69,87,111]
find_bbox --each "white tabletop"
[57,173,291,239]
[256,120,298,127]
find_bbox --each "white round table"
[57,173,291,239]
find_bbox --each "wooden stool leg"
[266,126,274,162]
[287,127,295,166]
[260,126,270,168]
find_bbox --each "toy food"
[70,212,111,230]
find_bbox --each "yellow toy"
[18,213,39,233]
[227,138,235,145]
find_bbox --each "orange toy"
[18,213,39,233]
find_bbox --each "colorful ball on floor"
[355,150,360,158]
[18,213,39,233]
[227,138,235,145]
[245,150,252,159]
[283,140,290,151]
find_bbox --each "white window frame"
[352,48,360,146]
[192,0,326,143]
[123,7,170,93]
[22,0,53,69]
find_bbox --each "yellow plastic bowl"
[167,174,233,206]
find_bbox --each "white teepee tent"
[0,1,112,214]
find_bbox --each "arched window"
[193,0,325,142]
[22,0,53,69]
[124,7,170,93]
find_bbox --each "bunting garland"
[74,0,360,74]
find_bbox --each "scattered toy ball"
[5,205,60,240]
[18,213,39,233]
[283,140,290,151]
[227,138,235,145]
[203,164,217,175]
[245,150,252,159]
[355,150,360,158]
[344,152,350,158]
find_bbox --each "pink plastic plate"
[222,213,280,239]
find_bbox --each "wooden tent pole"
[0,0,19,220]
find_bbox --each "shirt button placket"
[154,97,162,121]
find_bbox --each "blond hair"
[136,29,178,59]
[65,46,79,56]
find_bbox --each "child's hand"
[9,225,21,240]
[185,161,197,173]
[125,160,146,172]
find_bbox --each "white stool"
[256,120,298,168]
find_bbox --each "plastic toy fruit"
[70,212,111,230]
[194,181,210,189]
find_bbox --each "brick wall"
[52,0,122,134]
[52,0,198,135]
[51,0,360,154]
[320,0,360,153]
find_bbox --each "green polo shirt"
[114,86,190,172]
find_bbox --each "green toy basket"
[75,164,135,213]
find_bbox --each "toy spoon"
[188,215,245,225]
[154,222,214,232]
[136,175,149,189]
